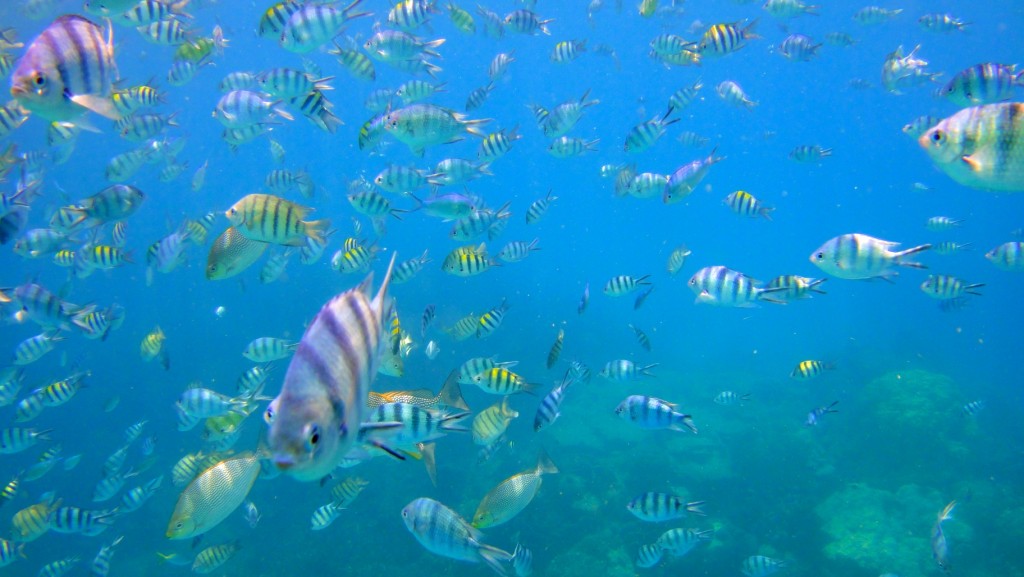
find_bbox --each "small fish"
[627,324,652,351]
[634,285,654,310]
[627,492,706,522]
[226,194,329,247]
[546,329,564,368]
[242,337,298,363]
[166,452,262,540]
[534,371,573,432]
[689,266,786,307]
[742,555,786,577]
[725,190,774,220]
[985,241,1024,271]
[525,190,557,224]
[206,227,269,280]
[920,275,984,299]
[931,500,957,572]
[616,395,697,433]
[666,245,691,275]
[791,360,835,379]
[961,400,985,417]
[714,391,751,406]
[192,540,241,574]
[698,21,760,57]
[636,543,663,568]
[578,283,590,314]
[139,326,169,370]
[471,397,518,447]
[600,360,657,381]
[790,145,832,162]
[604,274,651,296]
[806,400,839,426]
[402,497,512,573]
[471,451,558,528]
[311,502,343,530]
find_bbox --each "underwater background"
[0,0,1023,576]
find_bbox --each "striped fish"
[38,557,79,577]
[985,241,1024,270]
[310,502,342,530]
[50,506,117,535]
[472,367,535,395]
[403,497,512,572]
[742,555,785,577]
[226,194,329,247]
[698,21,760,57]
[657,528,713,554]
[457,356,516,384]
[258,0,301,37]
[764,275,827,300]
[546,329,564,368]
[810,234,930,280]
[279,0,372,54]
[266,255,397,481]
[624,107,678,153]
[11,497,59,542]
[725,190,774,220]
[534,371,573,432]
[13,332,63,365]
[478,126,520,161]
[330,44,376,81]
[599,360,656,381]
[920,275,984,299]
[388,0,438,31]
[791,360,834,379]
[192,541,241,573]
[471,397,518,446]
[636,543,663,568]
[615,395,698,433]
[242,337,297,363]
[626,492,706,521]
[330,477,368,507]
[940,63,1022,107]
[367,402,468,446]
[603,274,651,296]
[89,535,123,577]
[11,15,119,123]
[628,324,651,351]
[0,427,51,454]
[476,299,509,339]
[525,190,557,224]
[14,393,46,422]
[918,103,1024,191]
[688,265,787,307]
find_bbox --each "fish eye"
[815,252,825,260]
[264,406,274,423]
[931,130,944,143]
[307,424,320,447]
[32,72,45,86]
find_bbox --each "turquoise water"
[1,1,1023,576]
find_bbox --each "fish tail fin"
[896,243,931,268]
[809,277,828,293]
[440,410,471,432]
[939,499,957,523]
[639,363,659,376]
[303,219,331,245]
[686,500,707,515]
[418,442,437,486]
[536,448,559,475]
[478,544,514,575]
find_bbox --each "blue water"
[1,0,1023,576]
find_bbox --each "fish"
[166,452,262,540]
[688,266,786,307]
[714,391,751,405]
[985,241,1024,270]
[243,337,298,362]
[599,360,657,381]
[806,401,839,426]
[310,502,343,530]
[666,245,691,275]
[578,283,589,314]
[472,451,558,528]
[791,360,835,379]
[627,492,706,521]
[604,274,651,296]
[810,234,930,280]
[546,329,564,368]
[636,543,663,568]
[939,63,1022,107]
[10,15,119,124]
[764,275,827,300]
[663,149,725,203]
[615,395,697,433]
[628,324,652,351]
[534,371,573,432]
[265,254,397,481]
[931,500,957,572]
[920,275,984,299]
[402,497,512,573]
[742,555,786,577]
[918,103,1024,191]
[698,21,760,57]
[472,397,518,446]
[139,326,169,370]
[192,541,241,573]
[206,226,269,280]
[226,193,329,246]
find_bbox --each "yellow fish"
[140,326,169,370]
[472,451,558,528]
[225,193,330,247]
[166,452,262,540]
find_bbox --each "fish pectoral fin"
[960,154,983,172]
[68,93,120,120]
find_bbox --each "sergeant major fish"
[265,254,397,481]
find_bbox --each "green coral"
[815,482,971,577]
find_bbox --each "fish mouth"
[10,86,26,97]
[272,456,295,470]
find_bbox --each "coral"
[815,482,969,577]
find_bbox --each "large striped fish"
[265,254,397,481]
[10,15,119,124]
[918,102,1024,192]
